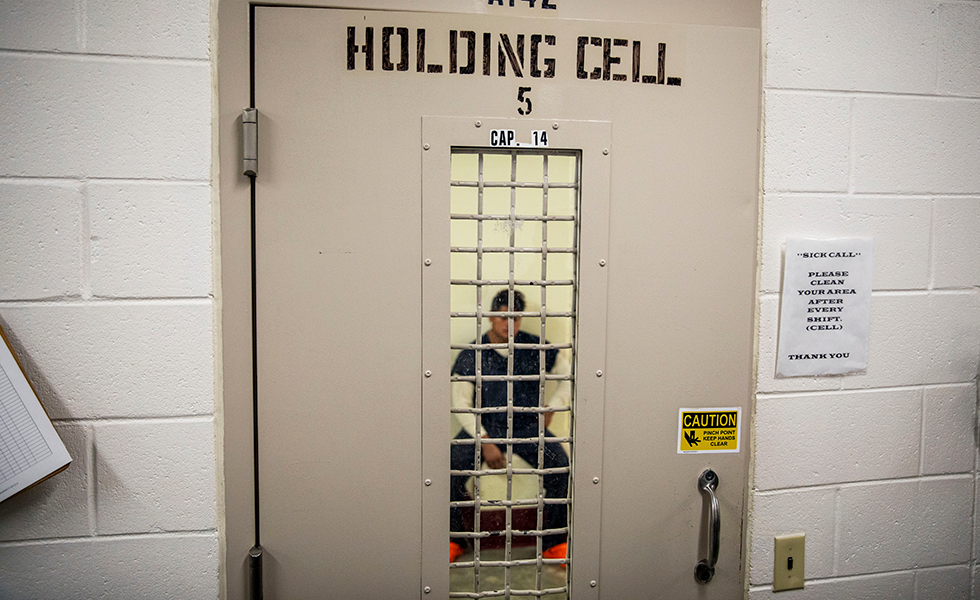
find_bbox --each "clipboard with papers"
[0,324,71,503]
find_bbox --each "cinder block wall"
[0,0,218,597]
[749,0,980,598]
[0,0,978,599]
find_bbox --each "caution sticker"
[677,408,741,454]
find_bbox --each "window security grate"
[449,148,581,599]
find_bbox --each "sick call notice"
[776,238,874,377]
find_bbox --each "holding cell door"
[230,5,759,596]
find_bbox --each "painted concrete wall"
[749,0,980,598]
[0,0,977,599]
[0,0,218,597]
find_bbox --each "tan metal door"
[241,3,759,599]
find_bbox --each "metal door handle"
[695,469,720,584]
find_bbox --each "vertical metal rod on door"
[245,121,263,599]
[248,171,263,600]
[246,5,263,599]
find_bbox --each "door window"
[448,148,580,598]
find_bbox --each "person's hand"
[482,442,506,469]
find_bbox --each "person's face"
[488,312,521,342]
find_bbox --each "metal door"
[221,3,760,599]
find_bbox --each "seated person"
[449,289,570,563]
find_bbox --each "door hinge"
[248,545,263,599]
[243,108,258,177]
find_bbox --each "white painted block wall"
[750,1,980,599]
[0,0,218,598]
[0,0,977,598]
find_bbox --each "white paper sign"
[776,238,874,377]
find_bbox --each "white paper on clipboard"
[0,328,71,503]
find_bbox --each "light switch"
[773,533,804,592]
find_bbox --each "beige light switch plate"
[773,533,805,592]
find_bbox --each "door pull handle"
[695,469,720,584]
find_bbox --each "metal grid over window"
[449,148,580,599]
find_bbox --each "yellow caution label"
[677,408,741,453]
